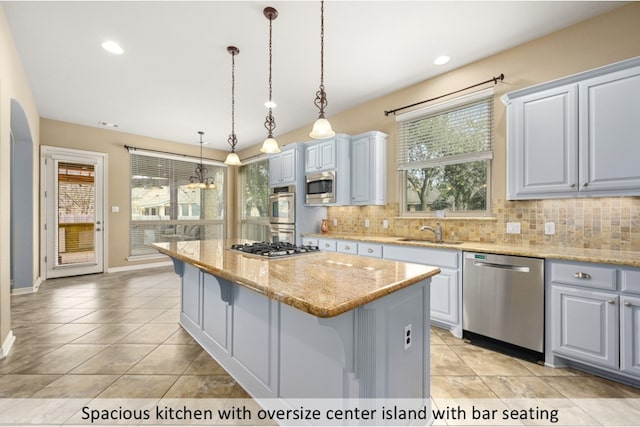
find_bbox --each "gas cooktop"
[230,242,320,258]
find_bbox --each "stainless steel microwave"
[305,170,336,204]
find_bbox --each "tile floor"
[1,266,639,424]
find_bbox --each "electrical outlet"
[506,222,521,234]
[545,222,555,235]
[364,219,370,228]
[111,206,119,213]
[404,323,412,350]
[333,218,338,226]
[383,219,389,229]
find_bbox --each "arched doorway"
[10,99,35,292]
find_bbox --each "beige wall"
[40,119,233,269]
[239,2,640,205]
[236,3,640,251]
[0,5,40,351]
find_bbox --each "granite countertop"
[151,239,440,318]
[304,233,640,268]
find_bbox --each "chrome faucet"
[420,223,443,242]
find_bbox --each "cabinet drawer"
[358,243,383,258]
[384,244,458,269]
[318,238,337,252]
[301,237,319,247]
[621,269,640,295]
[549,261,617,291]
[336,240,357,254]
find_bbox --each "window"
[129,149,227,257]
[397,88,494,216]
[239,158,269,241]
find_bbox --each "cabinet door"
[350,135,371,204]
[551,285,619,369]
[268,154,282,186]
[507,84,578,199]
[305,144,320,172]
[621,296,640,377]
[279,149,297,185]
[430,267,458,325]
[319,140,336,170]
[579,66,640,194]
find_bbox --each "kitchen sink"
[397,238,464,245]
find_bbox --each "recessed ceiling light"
[434,55,450,65]
[98,120,119,128]
[101,40,124,55]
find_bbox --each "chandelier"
[309,0,335,139]
[188,131,216,189]
[224,46,242,166]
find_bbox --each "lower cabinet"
[384,244,462,337]
[550,285,619,368]
[305,237,383,259]
[621,295,640,376]
[548,259,640,383]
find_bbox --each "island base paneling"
[175,261,432,409]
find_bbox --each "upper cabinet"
[503,56,640,200]
[268,144,298,187]
[350,131,388,205]
[305,139,336,172]
[304,134,350,174]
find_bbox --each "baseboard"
[107,261,173,273]
[10,276,42,295]
[0,330,16,359]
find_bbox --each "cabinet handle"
[625,301,632,307]
[582,182,588,187]
[569,183,576,188]
[573,272,591,279]
[344,245,351,250]
[607,300,615,305]
[324,243,331,248]
[367,248,374,253]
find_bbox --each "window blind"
[128,151,226,257]
[396,88,494,171]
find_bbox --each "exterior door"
[42,146,106,278]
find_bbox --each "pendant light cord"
[228,47,238,152]
[264,10,276,137]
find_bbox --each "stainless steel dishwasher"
[463,252,544,353]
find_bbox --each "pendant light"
[224,46,242,166]
[309,0,335,139]
[260,7,281,154]
[188,131,217,189]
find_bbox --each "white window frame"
[397,88,494,218]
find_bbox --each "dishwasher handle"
[473,260,530,273]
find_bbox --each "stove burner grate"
[230,242,320,258]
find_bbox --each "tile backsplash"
[326,197,640,251]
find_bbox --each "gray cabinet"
[384,244,462,337]
[269,145,297,186]
[578,66,640,194]
[504,57,640,200]
[621,295,640,377]
[547,259,640,383]
[350,131,387,205]
[305,139,336,172]
[550,285,619,369]
[506,84,578,199]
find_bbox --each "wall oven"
[270,224,295,244]
[305,170,336,204]
[269,185,295,225]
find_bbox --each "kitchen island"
[152,239,439,419]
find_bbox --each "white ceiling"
[3,1,624,151]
